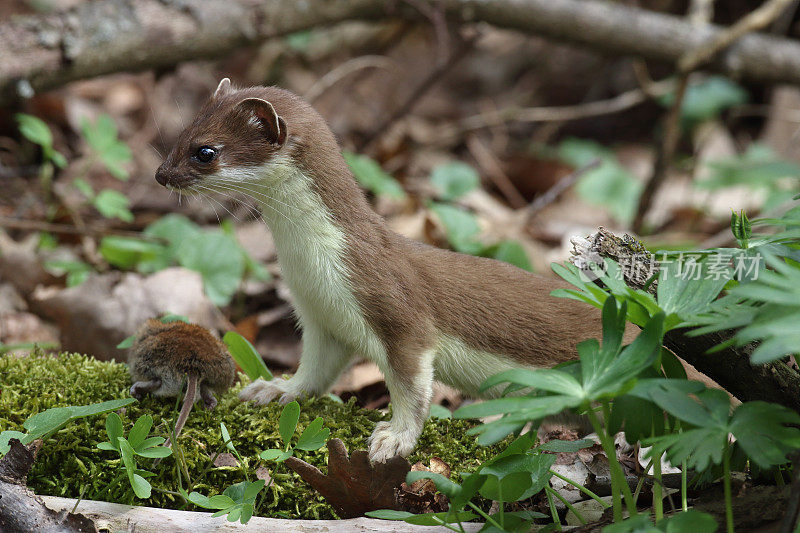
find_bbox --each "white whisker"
[212,179,301,213]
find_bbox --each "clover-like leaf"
[296,417,330,451]
[278,401,300,447]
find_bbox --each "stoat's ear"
[236,97,287,147]
[214,78,232,99]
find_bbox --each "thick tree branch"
[6,0,800,103]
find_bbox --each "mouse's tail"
[162,374,198,452]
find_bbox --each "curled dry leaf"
[397,457,451,514]
[284,438,410,518]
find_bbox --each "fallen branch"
[39,494,477,532]
[7,0,800,103]
[0,439,98,533]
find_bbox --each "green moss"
[0,352,494,518]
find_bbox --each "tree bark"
[0,439,98,533]
[4,0,800,103]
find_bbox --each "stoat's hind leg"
[239,323,353,405]
[130,378,162,400]
[368,349,434,463]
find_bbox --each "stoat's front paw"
[368,421,416,463]
[238,378,303,405]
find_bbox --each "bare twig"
[632,0,793,233]
[526,158,602,220]
[304,56,396,103]
[355,31,480,151]
[453,80,674,138]
[465,135,527,209]
[0,216,157,240]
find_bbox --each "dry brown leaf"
[285,438,410,518]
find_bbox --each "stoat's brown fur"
[155,79,630,462]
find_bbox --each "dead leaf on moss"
[285,438,410,518]
[397,457,451,514]
[213,453,238,468]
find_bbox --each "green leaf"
[186,491,212,508]
[343,152,406,199]
[93,189,133,222]
[430,161,480,200]
[582,311,665,400]
[160,313,189,324]
[81,114,132,180]
[429,404,452,419]
[119,438,151,498]
[208,494,236,509]
[454,395,580,420]
[117,334,136,349]
[44,260,92,287]
[144,214,201,257]
[104,413,123,451]
[136,446,172,458]
[405,471,460,498]
[22,398,134,442]
[485,240,533,271]
[659,76,747,123]
[729,402,800,468]
[16,113,53,148]
[220,422,237,455]
[660,510,717,533]
[479,368,582,397]
[428,201,483,254]
[0,431,27,456]
[177,231,245,306]
[537,439,594,453]
[558,138,642,224]
[259,449,285,461]
[128,415,153,450]
[222,331,272,381]
[296,417,329,451]
[100,236,167,270]
[278,401,300,447]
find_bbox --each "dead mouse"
[128,318,236,444]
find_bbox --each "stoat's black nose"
[155,167,168,186]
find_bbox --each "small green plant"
[187,479,266,524]
[260,401,330,462]
[426,161,533,271]
[100,214,268,305]
[556,138,642,225]
[43,259,93,287]
[223,331,273,381]
[80,114,132,181]
[16,113,67,169]
[183,423,267,524]
[343,152,407,199]
[97,413,172,498]
[0,398,134,456]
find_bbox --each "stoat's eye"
[193,146,217,164]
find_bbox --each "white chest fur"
[212,160,387,363]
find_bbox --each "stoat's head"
[155,78,288,190]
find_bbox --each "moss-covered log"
[0,352,493,519]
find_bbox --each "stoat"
[154,78,620,462]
